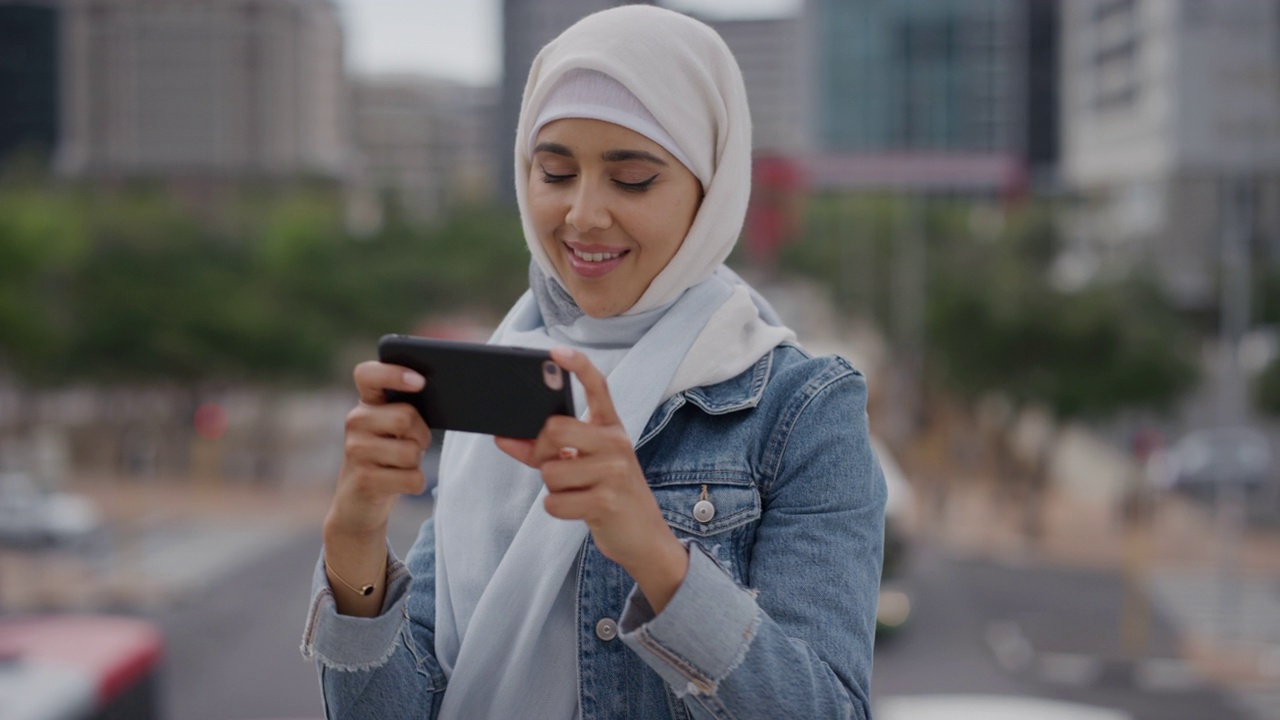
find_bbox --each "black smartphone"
[377,334,575,439]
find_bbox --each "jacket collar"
[637,349,775,448]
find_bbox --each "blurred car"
[0,614,163,720]
[872,436,917,637]
[876,694,1133,720]
[0,471,104,549]
[1165,426,1274,501]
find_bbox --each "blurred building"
[0,2,60,169]
[498,0,654,201]
[803,0,1059,195]
[1061,0,1280,306]
[56,0,346,181]
[703,14,814,156]
[350,75,498,226]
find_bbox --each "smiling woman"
[302,6,886,720]
[528,114,702,317]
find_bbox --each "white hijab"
[432,7,795,719]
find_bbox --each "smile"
[564,243,629,279]
[571,247,626,263]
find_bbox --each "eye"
[540,167,575,184]
[613,174,658,192]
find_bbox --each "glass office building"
[811,0,1056,173]
[0,3,60,166]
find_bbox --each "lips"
[563,242,628,278]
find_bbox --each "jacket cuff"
[618,541,761,697]
[300,544,412,671]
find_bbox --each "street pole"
[890,193,926,446]
[1215,174,1252,642]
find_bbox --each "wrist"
[322,491,386,538]
[323,502,389,545]
[626,532,689,615]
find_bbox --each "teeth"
[572,248,623,262]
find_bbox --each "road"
[874,545,1269,720]
[148,502,1276,720]
[153,497,434,720]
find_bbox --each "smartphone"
[377,334,575,439]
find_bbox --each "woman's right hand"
[323,361,431,616]
[327,361,433,537]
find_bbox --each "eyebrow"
[533,142,668,166]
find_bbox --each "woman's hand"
[324,361,432,616]
[330,361,433,534]
[495,347,689,613]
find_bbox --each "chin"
[578,301,624,319]
[571,291,632,319]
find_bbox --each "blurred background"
[0,0,1278,718]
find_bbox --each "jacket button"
[693,499,716,523]
[595,617,618,642]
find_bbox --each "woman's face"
[527,118,702,318]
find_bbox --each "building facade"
[350,75,498,225]
[57,0,346,180]
[804,0,1058,194]
[703,14,813,156]
[0,2,60,168]
[1061,0,1280,305]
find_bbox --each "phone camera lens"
[542,360,564,391]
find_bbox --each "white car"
[0,471,103,549]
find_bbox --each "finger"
[543,488,594,521]
[353,361,425,406]
[345,434,425,470]
[346,403,432,448]
[347,465,428,497]
[525,415,613,466]
[539,456,618,493]
[494,436,537,467]
[549,347,620,428]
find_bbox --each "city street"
[151,493,434,720]
[134,489,1279,720]
[874,547,1269,720]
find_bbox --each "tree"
[0,189,88,383]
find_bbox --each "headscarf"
[431,8,795,718]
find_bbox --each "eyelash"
[539,170,658,193]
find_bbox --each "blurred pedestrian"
[302,7,885,719]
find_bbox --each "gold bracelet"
[325,561,376,597]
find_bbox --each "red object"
[193,402,229,441]
[745,155,806,267]
[1131,428,1165,463]
[0,615,164,705]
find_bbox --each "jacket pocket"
[648,471,761,583]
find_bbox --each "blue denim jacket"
[302,345,886,719]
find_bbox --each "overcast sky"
[331,0,801,85]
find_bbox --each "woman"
[302,6,885,719]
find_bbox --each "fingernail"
[404,371,425,389]
[551,347,575,362]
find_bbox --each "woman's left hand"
[495,346,689,613]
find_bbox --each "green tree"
[0,189,89,382]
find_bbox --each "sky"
[331,0,801,86]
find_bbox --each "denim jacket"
[301,345,886,720]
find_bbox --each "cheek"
[666,191,700,245]
[526,185,561,230]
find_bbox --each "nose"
[565,181,612,233]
